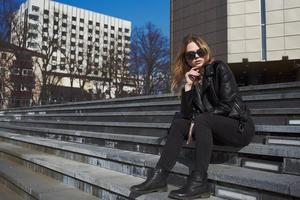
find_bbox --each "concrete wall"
[171,0,228,62]
[266,0,300,60]
[227,0,262,63]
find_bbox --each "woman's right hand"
[184,67,200,91]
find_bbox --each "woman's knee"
[194,113,212,127]
[171,118,190,129]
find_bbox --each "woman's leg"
[193,113,254,173]
[169,113,254,199]
[157,117,191,170]
[131,114,190,193]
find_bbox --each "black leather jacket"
[181,60,250,132]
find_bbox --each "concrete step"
[1,128,300,175]
[2,81,300,114]
[239,81,300,95]
[1,119,299,138]
[0,157,99,200]
[0,142,224,200]
[1,93,178,112]
[1,108,300,125]
[0,119,170,137]
[2,92,300,115]
[0,181,23,200]
[2,81,299,112]
[0,141,299,199]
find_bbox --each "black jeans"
[157,112,255,175]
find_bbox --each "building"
[11,0,133,102]
[0,43,44,108]
[171,0,300,85]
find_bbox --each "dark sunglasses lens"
[186,52,196,60]
[196,49,205,57]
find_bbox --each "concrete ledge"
[1,126,300,159]
[0,157,99,200]
[2,119,299,135]
[1,93,177,112]
[239,81,300,92]
[0,142,299,197]
[243,92,300,101]
[0,181,24,200]
[1,108,300,119]
[255,125,300,133]
[3,92,300,115]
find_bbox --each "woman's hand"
[184,67,200,91]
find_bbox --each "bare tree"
[0,0,19,44]
[130,22,170,95]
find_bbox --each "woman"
[130,34,255,199]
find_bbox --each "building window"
[60,65,65,70]
[80,18,84,23]
[29,14,39,21]
[96,22,100,26]
[125,28,129,33]
[54,12,59,17]
[72,16,76,21]
[88,20,93,25]
[104,32,108,36]
[104,24,108,28]
[111,26,114,30]
[62,14,67,19]
[72,25,76,29]
[44,10,49,15]
[118,28,122,32]
[12,68,20,75]
[51,65,57,70]
[29,23,38,30]
[32,5,39,12]
[110,34,114,38]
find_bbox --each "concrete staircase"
[0,81,300,200]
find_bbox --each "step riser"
[240,88,300,96]
[0,115,296,125]
[0,152,128,200]
[3,98,300,115]
[246,99,300,109]
[0,121,168,137]
[0,176,35,200]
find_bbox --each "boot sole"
[131,185,168,195]
[168,192,211,200]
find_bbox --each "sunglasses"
[185,49,206,60]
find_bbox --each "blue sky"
[17,0,170,38]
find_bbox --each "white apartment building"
[12,0,132,100]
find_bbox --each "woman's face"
[185,41,205,70]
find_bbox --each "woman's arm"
[180,88,194,119]
[212,61,239,114]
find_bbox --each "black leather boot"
[168,171,210,200]
[130,167,169,194]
